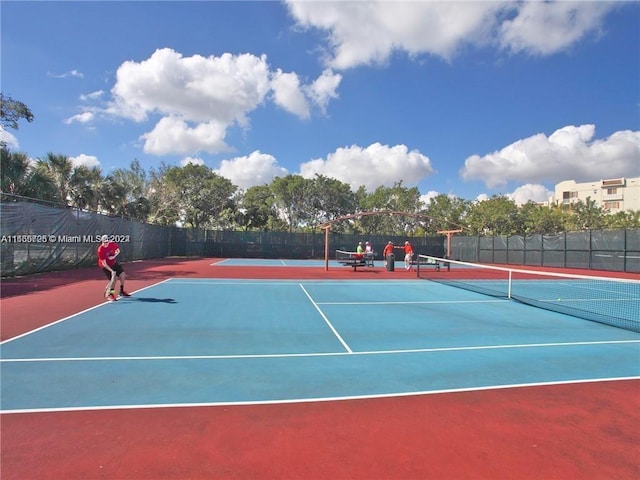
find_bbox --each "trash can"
[386,253,395,271]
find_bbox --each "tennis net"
[336,249,360,262]
[416,255,640,333]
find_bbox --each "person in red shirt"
[97,235,130,301]
[383,241,394,267]
[402,241,414,271]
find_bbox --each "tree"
[305,174,357,231]
[270,175,311,232]
[603,210,640,229]
[466,195,522,236]
[33,153,74,204]
[236,185,279,231]
[146,163,180,225]
[108,159,151,220]
[0,147,56,201]
[68,165,103,210]
[519,202,568,234]
[422,194,469,235]
[571,199,605,231]
[162,164,237,229]
[357,182,424,235]
[0,93,34,132]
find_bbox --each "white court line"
[209,259,231,265]
[299,283,353,353]
[539,297,639,303]
[167,279,436,286]
[2,376,638,415]
[316,299,507,305]
[3,339,638,363]
[0,279,173,345]
[168,280,303,285]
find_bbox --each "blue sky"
[2,0,639,205]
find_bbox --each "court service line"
[0,279,173,345]
[550,280,639,297]
[316,299,507,305]
[2,376,639,415]
[301,283,352,353]
[3,339,638,363]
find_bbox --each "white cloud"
[285,1,616,69]
[419,190,440,207]
[180,156,204,167]
[80,90,104,101]
[460,125,640,188]
[0,127,19,149]
[499,1,612,56]
[507,184,554,206]
[110,49,271,124]
[270,69,310,118]
[140,116,230,155]
[70,154,100,169]
[106,48,341,155]
[299,142,434,191]
[215,150,289,190]
[65,111,94,124]
[306,69,341,114]
[49,69,84,79]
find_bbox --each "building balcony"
[603,193,623,201]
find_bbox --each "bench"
[339,259,368,271]
[417,258,450,272]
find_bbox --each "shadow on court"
[132,297,177,304]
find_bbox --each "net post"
[323,225,330,271]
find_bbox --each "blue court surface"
[1,278,639,413]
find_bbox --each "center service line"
[299,283,353,354]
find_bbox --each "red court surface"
[1,258,639,479]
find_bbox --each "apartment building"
[551,177,640,212]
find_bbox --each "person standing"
[356,241,364,260]
[402,241,414,271]
[364,241,374,266]
[97,235,130,301]
[383,241,394,267]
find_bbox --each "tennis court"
[1,257,638,479]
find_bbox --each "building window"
[604,201,620,210]
[606,187,618,195]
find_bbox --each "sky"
[2,0,639,206]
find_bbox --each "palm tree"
[1,147,56,201]
[34,153,73,205]
[68,165,103,210]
